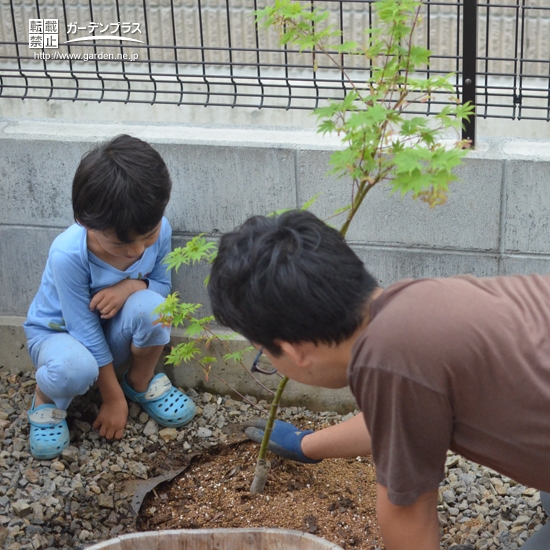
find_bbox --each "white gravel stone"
[143,419,158,437]
[202,403,217,419]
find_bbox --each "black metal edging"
[462,0,477,147]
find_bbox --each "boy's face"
[90,222,162,260]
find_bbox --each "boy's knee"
[36,353,98,401]
[125,289,165,316]
[123,290,170,347]
[124,289,168,331]
[105,290,170,358]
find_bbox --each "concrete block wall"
[2,117,550,409]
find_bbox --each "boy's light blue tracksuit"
[24,218,172,409]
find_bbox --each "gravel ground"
[0,368,547,550]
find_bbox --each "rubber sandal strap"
[28,404,67,425]
[143,374,172,401]
[122,373,173,403]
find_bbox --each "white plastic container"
[86,528,344,550]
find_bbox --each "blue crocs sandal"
[121,373,196,427]
[28,398,70,460]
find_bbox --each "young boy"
[23,134,195,460]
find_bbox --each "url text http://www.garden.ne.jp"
[33,51,139,62]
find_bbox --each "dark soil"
[137,440,382,550]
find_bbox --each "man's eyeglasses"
[250,347,277,375]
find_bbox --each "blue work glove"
[244,419,322,464]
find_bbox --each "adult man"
[208,210,550,550]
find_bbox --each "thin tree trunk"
[250,376,289,493]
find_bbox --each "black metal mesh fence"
[1,1,550,133]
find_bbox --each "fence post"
[462,0,477,147]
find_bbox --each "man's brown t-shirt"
[348,274,550,506]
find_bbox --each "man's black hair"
[72,134,171,242]
[208,210,378,356]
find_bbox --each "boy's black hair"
[208,210,378,356]
[72,134,171,242]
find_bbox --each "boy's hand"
[93,397,129,440]
[95,363,129,440]
[90,279,146,319]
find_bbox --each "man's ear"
[278,341,310,367]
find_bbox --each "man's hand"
[90,279,146,319]
[93,397,128,440]
[244,419,321,463]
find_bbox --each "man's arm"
[245,412,372,462]
[301,412,371,459]
[377,484,440,550]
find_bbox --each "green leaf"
[346,104,389,129]
[400,117,430,137]
[392,147,431,178]
[164,235,218,271]
[165,342,201,366]
[336,41,358,54]
[185,322,206,338]
[224,351,246,364]
[218,334,234,341]
[333,204,352,216]
[407,46,431,68]
[456,101,475,123]
[301,193,321,210]
[317,118,336,136]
